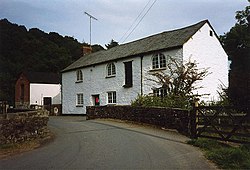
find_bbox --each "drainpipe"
[60,83,63,115]
[140,56,143,95]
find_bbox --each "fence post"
[190,99,199,139]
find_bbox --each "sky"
[0,0,249,47]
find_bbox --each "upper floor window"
[107,63,116,77]
[209,30,213,37]
[123,61,133,88]
[152,53,166,69]
[76,70,83,82]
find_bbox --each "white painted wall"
[62,48,183,115]
[30,83,61,105]
[62,57,142,114]
[62,23,228,114]
[183,23,228,101]
[142,48,183,95]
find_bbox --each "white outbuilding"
[15,72,61,109]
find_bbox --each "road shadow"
[71,119,189,145]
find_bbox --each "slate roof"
[22,72,60,84]
[62,20,209,72]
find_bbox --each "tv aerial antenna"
[84,12,98,46]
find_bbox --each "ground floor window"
[153,88,167,98]
[107,91,116,104]
[76,93,83,106]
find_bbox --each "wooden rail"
[190,102,250,143]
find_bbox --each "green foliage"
[216,89,230,106]
[188,138,250,169]
[0,143,18,150]
[206,85,231,106]
[0,19,104,105]
[187,138,229,150]
[105,39,119,49]
[207,146,250,169]
[132,57,209,109]
[147,57,209,98]
[91,44,105,53]
[131,94,190,109]
[220,4,250,107]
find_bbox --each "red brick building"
[15,73,30,108]
[15,72,60,109]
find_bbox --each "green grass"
[0,143,18,150]
[187,138,250,169]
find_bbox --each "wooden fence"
[190,102,250,143]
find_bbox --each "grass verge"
[187,138,250,169]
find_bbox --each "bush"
[131,94,191,109]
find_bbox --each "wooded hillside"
[0,19,104,105]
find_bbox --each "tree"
[148,57,210,98]
[132,57,209,109]
[0,19,91,105]
[91,44,105,53]
[220,3,250,107]
[105,39,119,49]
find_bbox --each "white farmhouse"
[61,20,228,115]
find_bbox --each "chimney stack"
[83,46,92,56]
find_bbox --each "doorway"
[92,95,100,106]
[43,97,52,112]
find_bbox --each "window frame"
[153,88,167,98]
[106,63,116,77]
[123,61,133,88]
[76,93,84,106]
[76,70,83,82]
[209,30,213,37]
[152,53,167,70]
[107,91,117,104]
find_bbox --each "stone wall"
[0,109,49,145]
[86,105,189,135]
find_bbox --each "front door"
[92,95,100,106]
[43,97,52,112]
[43,97,52,106]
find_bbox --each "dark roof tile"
[23,72,60,84]
[62,20,208,72]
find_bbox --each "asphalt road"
[0,116,216,169]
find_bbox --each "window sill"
[106,75,116,78]
[149,68,166,72]
[76,105,83,107]
[123,84,132,88]
[75,80,83,83]
[107,103,116,106]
